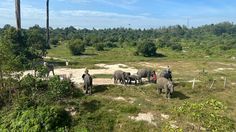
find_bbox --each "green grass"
[2,43,236,131]
[93,74,113,78]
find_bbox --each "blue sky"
[0,0,236,29]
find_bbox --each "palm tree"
[46,0,50,49]
[15,0,21,30]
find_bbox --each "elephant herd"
[82,68,174,98]
[112,68,174,98]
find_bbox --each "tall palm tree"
[46,0,50,49]
[15,0,21,30]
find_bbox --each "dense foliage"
[137,41,157,56]
[68,39,85,55]
[0,106,71,131]
[173,99,235,131]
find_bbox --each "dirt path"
[24,64,138,86]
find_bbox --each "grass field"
[38,44,236,131]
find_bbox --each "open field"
[43,45,236,131]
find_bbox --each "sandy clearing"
[23,63,138,86]
[129,112,156,126]
[214,68,234,72]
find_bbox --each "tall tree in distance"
[46,0,50,53]
[15,0,21,30]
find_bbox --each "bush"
[137,41,157,57]
[0,106,72,131]
[68,39,85,55]
[95,43,105,51]
[50,38,59,46]
[48,76,73,98]
[105,42,117,48]
[20,74,48,94]
[171,43,183,51]
[173,99,235,131]
[20,74,36,95]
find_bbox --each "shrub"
[171,43,183,51]
[0,106,72,131]
[95,43,105,51]
[20,74,36,95]
[68,39,85,55]
[173,99,235,131]
[48,76,73,98]
[105,42,117,48]
[137,41,157,57]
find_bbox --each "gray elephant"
[43,62,55,77]
[156,77,174,99]
[137,69,152,82]
[113,70,130,84]
[160,70,172,81]
[83,74,93,95]
[33,61,55,77]
[129,74,142,84]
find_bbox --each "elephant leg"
[52,70,55,76]
[114,76,117,84]
[158,88,162,94]
[166,87,170,99]
[89,86,92,95]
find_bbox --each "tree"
[95,43,105,51]
[137,41,157,57]
[46,0,50,53]
[27,25,46,55]
[68,39,85,55]
[15,0,21,30]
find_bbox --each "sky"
[0,0,236,29]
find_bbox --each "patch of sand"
[114,97,126,101]
[214,68,234,72]
[23,63,138,86]
[161,113,169,120]
[129,112,156,126]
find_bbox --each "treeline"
[1,22,236,56]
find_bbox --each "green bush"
[105,42,117,48]
[20,74,48,94]
[137,41,157,57]
[68,39,85,55]
[20,74,36,95]
[173,99,235,131]
[171,43,183,51]
[0,106,72,131]
[48,76,73,98]
[95,43,105,51]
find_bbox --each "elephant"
[43,62,55,77]
[129,74,142,84]
[137,69,152,82]
[159,69,172,81]
[83,74,93,95]
[156,77,174,99]
[113,70,130,84]
[33,61,55,77]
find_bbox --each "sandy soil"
[129,112,156,126]
[23,63,138,86]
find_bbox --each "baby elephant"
[156,77,174,99]
[129,74,142,84]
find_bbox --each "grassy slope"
[42,44,236,130]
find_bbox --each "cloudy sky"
[1,0,236,29]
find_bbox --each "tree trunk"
[0,69,3,89]
[15,0,21,30]
[46,0,50,51]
